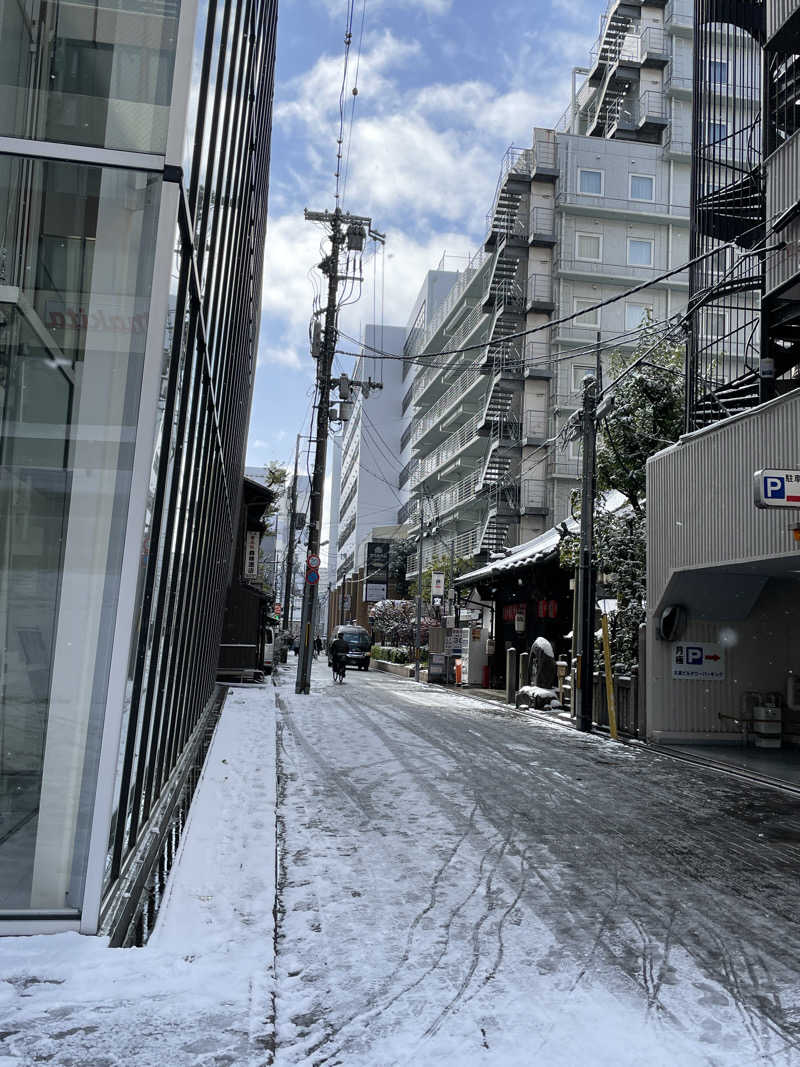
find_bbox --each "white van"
[263,626,275,675]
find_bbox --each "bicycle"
[332,656,347,684]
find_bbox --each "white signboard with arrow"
[672,642,725,681]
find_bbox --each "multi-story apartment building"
[0,0,278,937]
[403,0,694,570]
[334,325,406,602]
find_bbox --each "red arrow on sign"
[705,654,721,661]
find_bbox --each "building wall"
[0,0,278,934]
[646,390,800,740]
[336,324,405,586]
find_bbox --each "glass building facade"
[0,0,278,934]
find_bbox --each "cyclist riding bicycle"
[329,635,349,683]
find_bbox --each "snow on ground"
[4,663,800,1066]
[0,685,277,1067]
[274,663,800,1066]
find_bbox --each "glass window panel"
[625,303,653,330]
[578,169,603,195]
[709,61,728,84]
[0,154,161,911]
[630,174,654,201]
[572,365,593,390]
[576,234,601,260]
[627,238,653,266]
[0,0,180,153]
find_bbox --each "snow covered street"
[3,663,800,1065]
[275,663,800,1066]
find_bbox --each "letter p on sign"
[765,475,785,500]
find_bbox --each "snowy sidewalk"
[0,684,278,1066]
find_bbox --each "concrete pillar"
[506,647,517,705]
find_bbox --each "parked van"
[329,625,372,671]
[263,626,275,675]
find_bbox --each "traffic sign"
[754,468,800,509]
[306,569,319,585]
[307,553,321,569]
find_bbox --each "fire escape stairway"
[476,390,520,555]
[695,169,764,247]
[693,327,800,427]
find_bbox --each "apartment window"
[627,237,654,266]
[630,174,655,201]
[576,232,602,261]
[625,302,653,331]
[572,365,594,391]
[708,120,728,145]
[574,298,599,326]
[709,60,728,85]
[578,168,604,195]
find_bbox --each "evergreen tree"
[560,327,684,668]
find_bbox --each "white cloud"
[257,22,594,402]
[319,0,451,16]
[257,344,305,370]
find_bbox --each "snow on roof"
[456,490,628,586]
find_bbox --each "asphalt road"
[273,665,800,1066]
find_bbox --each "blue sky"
[246,0,602,473]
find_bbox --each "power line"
[336,231,784,365]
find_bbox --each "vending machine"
[459,626,488,686]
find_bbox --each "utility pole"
[414,488,424,683]
[295,208,382,694]
[282,434,301,626]
[574,372,598,732]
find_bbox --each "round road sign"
[306,569,320,585]
[307,553,321,570]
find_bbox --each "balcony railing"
[613,90,668,131]
[525,340,552,376]
[338,514,356,549]
[411,358,484,446]
[411,302,486,403]
[527,273,553,306]
[338,479,357,521]
[404,247,490,359]
[555,189,690,219]
[532,135,557,171]
[413,410,483,485]
[530,206,555,237]
[665,0,693,30]
[557,255,689,285]
[399,457,415,488]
